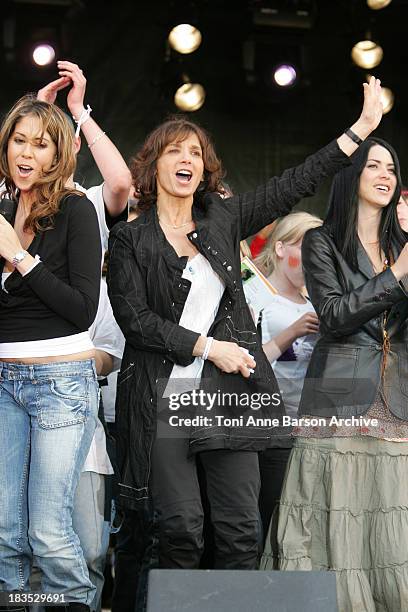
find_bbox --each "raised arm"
[232,77,384,239]
[38,61,132,217]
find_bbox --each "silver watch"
[12,250,28,267]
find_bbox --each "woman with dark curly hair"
[107,78,383,576]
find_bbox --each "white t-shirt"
[75,183,109,257]
[78,182,125,474]
[164,253,225,396]
[83,279,124,474]
[261,294,317,418]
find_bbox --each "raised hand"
[359,76,383,134]
[37,76,71,104]
[337,76,384,156]
[57,60,87,119]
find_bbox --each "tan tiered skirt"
[260,437,408,612]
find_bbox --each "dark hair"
[129,115,224,211]
[325,137,405,271]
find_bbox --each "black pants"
[258,447,292,547]
[151,436,260,569]
[111,506,156,612]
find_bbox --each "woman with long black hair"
[271,136,408,611]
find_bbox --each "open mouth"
[375,185,390,193]
[175,169,192,183]
[17,165,34,177]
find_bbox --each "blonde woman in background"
[256,212,322,550]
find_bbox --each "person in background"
[397,189,408,231]
[37,62,130,610]
[73,279,124,612]
[254,212,322,554]
[0,95,101,610]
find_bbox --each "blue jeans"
[0,359,98,604]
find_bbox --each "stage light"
[174,82,205,111]
[367,0,392,9]
[273,64,297,87]
[168,24,202,54]
[32,43,55,66]
[380,86,394,114]
[351,40,383,69]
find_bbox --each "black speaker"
[146,569,338,611]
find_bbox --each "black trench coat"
[107,140,350,509]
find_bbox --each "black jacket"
[107,140,351,509]
[299,225,408,418]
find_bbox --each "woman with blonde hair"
[0,95,101,610]
[256,212,322,546]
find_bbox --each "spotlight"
[32,43,55,67]
[380,86,394,114]
[273,64,297,87]
[168,24,202,54]
[174,82,206,111]
[351,40,383,69]
[367,0,392,9]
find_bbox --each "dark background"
[1,0,407,216]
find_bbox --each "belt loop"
[0,362,3,380]
[29,364,35,380]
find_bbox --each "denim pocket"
[37,376,90,429]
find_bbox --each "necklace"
[158,216,193,230]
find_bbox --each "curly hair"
[0,94,80,233]
[129,115,225,211]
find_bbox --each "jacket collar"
[356,240,375,279]
[147,202,238,298]
[357,237,399,280]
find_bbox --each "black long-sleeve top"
[0,193,101,343]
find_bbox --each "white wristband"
[73,104,92,138]
[202,337,214,360]
[22,255,41,276]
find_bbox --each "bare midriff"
[0,349,96,364]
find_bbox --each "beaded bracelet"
[88,131,106,149]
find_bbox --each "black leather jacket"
[299,225,408,418]
[107,140,351,510]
